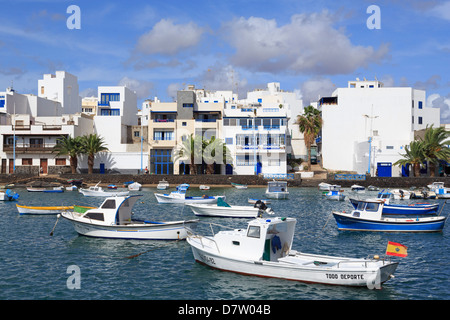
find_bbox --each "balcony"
[3,143,56,154]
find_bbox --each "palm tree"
[172,134,203,174]
[421,125,450,176]
[203,136,233,174]
[80,134,109,174]
[394,140,425,177]
[52,135,83,174]
[296,105,323,168]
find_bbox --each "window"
[247,226,260,238]
[365,202,379,212]
[154,131,174,140]
[30,138,43,146]
[22,158,33,166]
[419,101,423,109]
[412,116,414,124]
[41,86,44,94]
[99,93,120,106]
[386,146,394,150]
[84,212,104,221]
[182,122,187,126]
[101,199,116,209]
[55,158,66,166]
[418,117,423,125]
[225,138,233,145]
[134,131,140,137]
[100,108,120,116]
[183,103,193,108]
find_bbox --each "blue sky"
[0,0,449,121]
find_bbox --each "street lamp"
[363,106,378,176]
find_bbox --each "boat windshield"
[365,202,380,212]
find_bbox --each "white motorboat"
[186,199,273,218]
[318,182,333,191]
[186,217,398,289]
[391,189,411,200]
[265,180,289,199]
[199,185,210,190]
[154,183,225,204]
[79,182,129,197]
[61,195,198,240]
[351,185,365,193]
[128,182,142,191]
[231,182,248,189]
[157,179,170,190]
[16,204,94,215]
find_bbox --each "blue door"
[377,162,392,177]
[100,163,105,174]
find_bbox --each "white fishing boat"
[154,183,225,204]
[61,195,198,240]
[186,217,398,288]
[79,182,129,197]
[391,189,411,200]
[199,185,210,190]
[318,182,333,191]
[265,180,288,199]
[351,185,365,193]
[27,186,64,193]
[231,182,248,189]
[186,199,273,218]
[128,182,142,191]
[156,179,170,190]
[427,182,450,199]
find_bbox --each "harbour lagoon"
[0,186,449,300]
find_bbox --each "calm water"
[1,186,449,300]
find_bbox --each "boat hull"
[62,213,198,240]
[188,237,397,288]
[265,192,289,199]
[186,204,260,218]
[154,193,225,204]
[79,189,130,197]
[16,205,73,215]
[333,212,446,232]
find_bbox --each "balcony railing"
[3,144,56,153]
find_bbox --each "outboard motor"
[254,200,274,217]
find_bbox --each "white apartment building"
[86,86,147,174]
[0,85,92,174]
[241,82,305,160]
[38,71,81,115]
[321,79,440,177]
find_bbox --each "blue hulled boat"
[363,190,440,215]
[333,198,447,232]
[350,197,439,215]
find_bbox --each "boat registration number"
[326,273,364,280]
[199,253,216,265]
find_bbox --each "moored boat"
[0,189,19,201]
[157,179,170,190]
[391,189,411,200]
[154,183,225,204]
[231,182,248,189]
[186,216,398,288]
[128,182,142,191]
[61,195,198,240]
[27,186,64,193]
[265,180,288,199]
[199,185,210,190]
[334,198,446,232]
[248,198,271,205]
[351,185,365,193]
[79,182,129,197]
[16,204,94,215]
[186,199,273,218]
[323,185,345,201]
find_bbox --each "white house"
[320,79,440,177]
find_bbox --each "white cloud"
[136,19,205,55]
[299,77,336,105]
[428,1,450,21]
[427,93,450,123]
[221,12,389,75]
[118,76,154,100]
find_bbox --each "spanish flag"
[386,241,408,257]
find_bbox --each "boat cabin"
[348,198,384,221]
[267,180,288,193]
[80,195,141,226]
[214,217,297,262]
[376,190,392,203]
